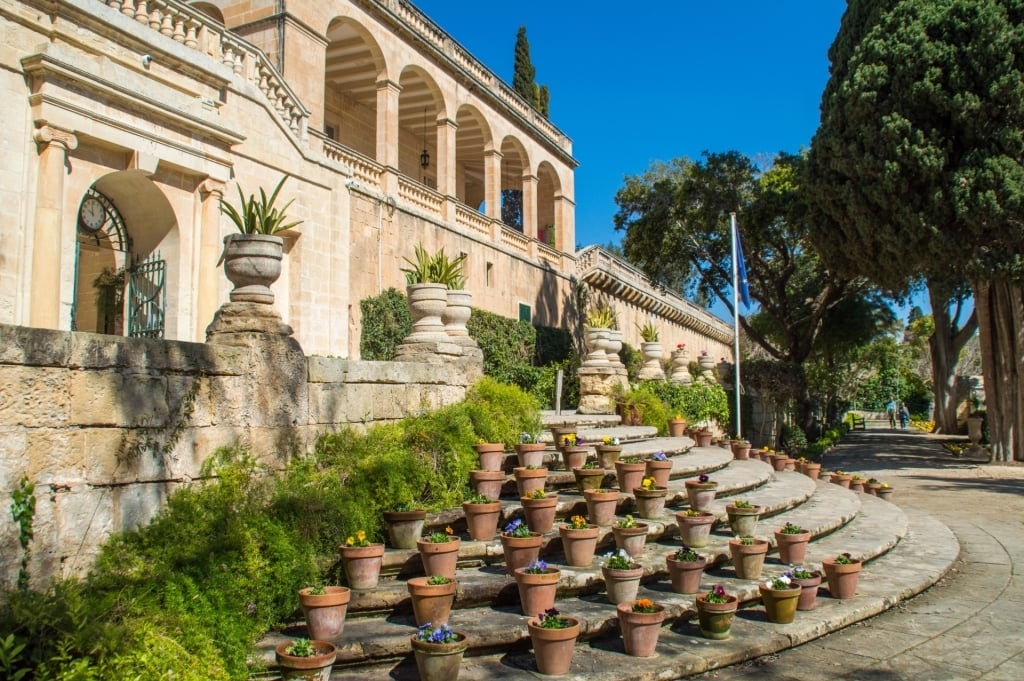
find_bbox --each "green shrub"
[780,423,808,457]
[467,309,536,386]
[464,377,542,447]
[620,342,643,383]
[614,385,671,434]
[359,288,411,360]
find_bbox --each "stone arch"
[323,17,389,158]
[72,171,178,339]
[500,135,530,231]
[536,161,562,248]
[398,65,444,187]
[189,2,225,24]
[455,104,493,210]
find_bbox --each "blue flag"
[736,232,751,309]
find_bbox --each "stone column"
[196,179,224,340]
[483,149,503,221]
[522,172,538,240]
[437,117,458,220]
[553,192,575,253]
[376,79,401,195]
[30,125,78,329]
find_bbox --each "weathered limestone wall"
[0,322,477,590]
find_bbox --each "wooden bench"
[852,416,867,430]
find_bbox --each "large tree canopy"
[807,0,1024,458]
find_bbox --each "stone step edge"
[314,509,958,680]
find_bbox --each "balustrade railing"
[97,0,309,140]
[398,177,444,215]
[455,203,492,238]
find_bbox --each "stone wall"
[0,322,478,589]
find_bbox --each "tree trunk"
[973,279,1023,462]
[927,283,978,434]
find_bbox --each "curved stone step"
[304,507,955,679]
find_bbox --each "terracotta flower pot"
[462,501,501,541]
[275,639,337,681]
[474,443,506,472]
[515,443,547,468]
[693,431,713,447]
[595,444,623,469]
[684,480,717,511]
[731,442,751,460]
[729,538,769,580]
[850,479,865,492]
[694,593,738,639]
[615,460,647,494]
[584,488,620,526]
[528,616,580,676]
[668,418,687,437]
[500,532,543,575]
[602,564,643,604]
[726,505,762,537]
[617,602,666,657]
[513,566,560,616]
[769,454,789,472]
[549,424,577,445]
[632,486,668,519]
[410,633,467,681]
[676,511,715,548]
[560,446,589,471]
[784,458,797,471]
[792,571,822,610]
[830,473,852,489]
[298,586,350,640]
[774,529,812,565]
[417,537,462,581]
[802,462,822,480]
[406,576,457,626]
[876,486,894,501]
[760,584,802,623]
[644,458,673,488]
[666,554,707,594]
[469,469,506,500]
[521,494,559,534]
[866,482,882,495]
[573,467,606,493]
[822,557,862,599]
[612,523,649,557]
[383,509,427,550]
[339,543,385,590]
[558,524,600,567]
[513,467,548,498]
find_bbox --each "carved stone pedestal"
[206,302,293,343]
[577,365,629,414]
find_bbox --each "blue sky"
[413,1,847,250]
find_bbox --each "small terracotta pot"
[802,462,822,480]
[602,564,643,604]
[528,616,580,676]
[462,501,501,541]
[822,556,862,599]
[666,554,706,594]
[474,442,506,472]
[298,586,350,640]
[406,576,456,626]
[726,504,761,537]
[417,537,462,581]
[760,584,801,623]
[615,460,647,494]
[792,571,822,610]
[695,431,713,447]
[830,473,852,489]
[595,444,623,469]
[559,524,600,567]
[865,482,882,495]
[850,479,865,492]
[668,418,687,437]
[339,543,384,590]
[676,511,715,548]
[876,486,894,501]
[584,488,620,526]
[514,566,560,616]
[644,458,673,488]
[513,467,548,498]
[520,494,559,534]
[383,509,426,550]
[729,538,769,580]
[632,487,668,519]
[560,446,589,471]
[500,532,543,575]
[410,633,467,681]
[769,454,789,472]
[685,480,717,511]
[731,442,751,460]
[515,443,547,468]
[694,593,738,639]
[617,602,666,657]
[276,640,337,680]
[784,458,797,471]
[774,529,812,565]
[612,523,648,557]
[573,467,606,493]
[469,469,505,500]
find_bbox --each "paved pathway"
[697,425,1024,681]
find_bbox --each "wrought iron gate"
[127,252,166,338]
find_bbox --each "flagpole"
[730,212,742,438]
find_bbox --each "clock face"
[79,196,106,232]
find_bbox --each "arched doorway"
[71,174,177,338]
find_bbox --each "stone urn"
[406,283,448,340]
[442,288,472,337]
[605,329,624,365]
[669,349,691,384]
[637,341,665,380]
[583,327,612,364]
[221,234,283,304]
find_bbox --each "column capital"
[199,178,226,199]
[484,148,504,160]
[33,124,78,152]
[375,78,402,94]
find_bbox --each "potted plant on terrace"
[500,518,543,575]
[637,320,665,380]
[644,450,673,487]
[684,474,717,511]
[615,455,647,494]
[666,544,706,594]
[401,245,466,341]
[514,559,561,616]
[601,549,643,604]
[275,637,337,681]
[617,597,665,657]
[725,499,761,537]
[612,514,648,557]
[528,608,581,676]
[417,526,461,580]
[595,435,623,469]
[694,584,738,640]
[668,413,687,437]
[760,571,801,624]
[516,432,547,467]
[730,436,752,460]
[297,584,350,641]
[822,552,862,599]
[407,574,457,626]
[583,487,620,526]
[790,564,823,610]
[514,464,548,498]
[340,529,385,590]
[633,476,668,519]
[384,501,427,550]
[558,514,599,567]
[520,488,559,534]
[473,440,505,471]
[410,623,469,681]
[462,491,502,541]
[219,175,301,305]
[676,507,715,548]
[558,433,589,470]
[729,535,769,580]
[774,522,812,565]
[573,460,606,493]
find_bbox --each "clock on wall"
[78,196,106,232]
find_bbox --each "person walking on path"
[899,403,910,429]
[885,398,897,429]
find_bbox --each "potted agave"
[275,637,337,681]
[400,245,466,342]
[685,474,717,511]
[694,585,738,640]
[822,552,862,599]
[417,526,461,581]
[632,476,668,519]
[760,571,801,624]
[407,574,457,626]
[601,549,643,604]
[462,491,502,541]
[500,518,543,575]
[729,535,769,580]
[790,564,823,610]
[612,514,648,557]
[298,585,350,640]
[340,529,385,590]
[666,544,706,594]
[514,559,560,616]
[676,507,715,548]
[558,514,599,567]
[774,522,812,565]
[725,499,761,537]
[219,175,302,305]
[528,608,580,676]
[644,450,673,487]
[617,597,665,657]
[410,623,468,681]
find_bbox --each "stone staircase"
[255,415,958,680]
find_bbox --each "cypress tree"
[513,26,535,101]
